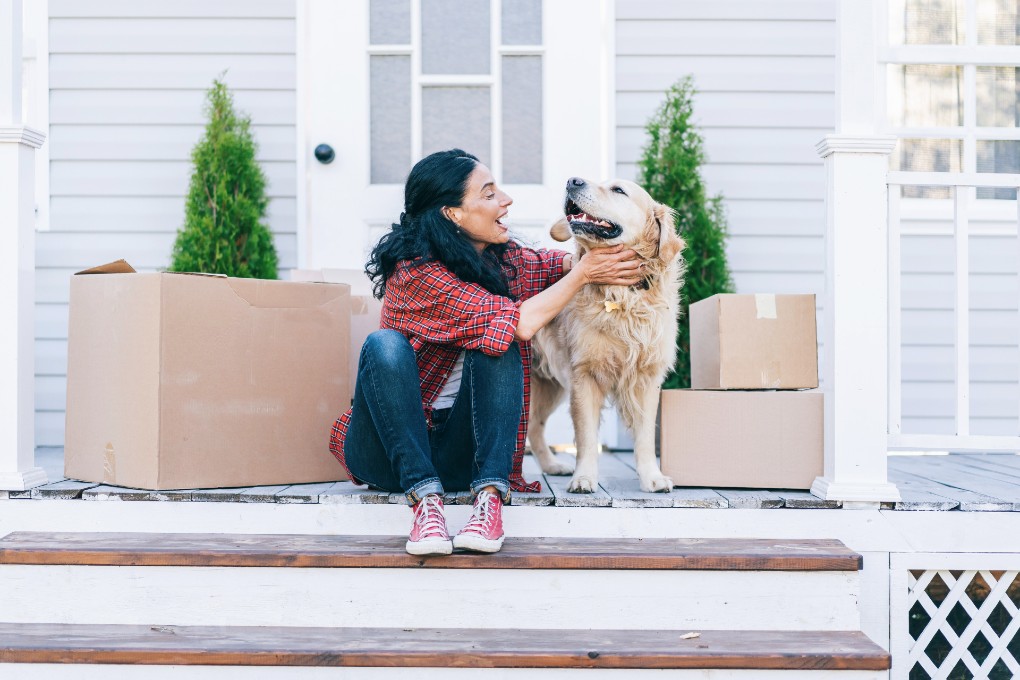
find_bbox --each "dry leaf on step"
[680,632,701,640]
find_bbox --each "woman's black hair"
[365,148,516,300]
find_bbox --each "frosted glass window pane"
[889,0,965,44]
[502,0,542,44]
[421,0,490,74]
[977,0,1019,45]
[976,67,1019,127]
[977,140,1020,199]
[888,65,963,127]
[422,86,490,165]
[370,56,412,184]
[370,0,411,44]
[502,56,542,183]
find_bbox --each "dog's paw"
[567,475,598,493]
[541,459,574,476]
[639,474,674,493]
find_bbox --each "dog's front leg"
[567,373,604,493]
[633,383,673,493]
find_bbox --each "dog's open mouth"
[564,199,623,240]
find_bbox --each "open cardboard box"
[64,260,351,490]
[289,268,383,399]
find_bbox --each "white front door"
[300,0,620,450]
[300,0,613,271]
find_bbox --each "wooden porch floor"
[5,449,1020,511]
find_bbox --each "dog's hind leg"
[622,381,673,493]
[567,373,605,493]
[528,373,573,475]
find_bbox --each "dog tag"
[604,300,621,313]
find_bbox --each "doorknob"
[314,144,335,164]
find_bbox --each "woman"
[329,149,643,556]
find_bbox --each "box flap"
[75,259,137,275]
[224,277,349,308]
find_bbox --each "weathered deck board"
[543,473,613,507]
[890,456,1020,509]
[715,489,785,509]
[274,482,339,504]
[887,463,1009,511]
[775,491,842,510]
[0,623,890,670]
[7,453,1019,511]
[318,481,392,505]
[0,532,863,570]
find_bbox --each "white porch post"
[810,0,900,504]
[0,0,47,490]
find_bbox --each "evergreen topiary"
[170,78,278,278]
[639,76,735,389]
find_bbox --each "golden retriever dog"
[529,177,685,493]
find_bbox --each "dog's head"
[550,177,684,263]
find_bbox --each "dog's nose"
[567,177,586,188]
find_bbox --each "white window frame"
[878,0,1020,234]
[364,0,546,187]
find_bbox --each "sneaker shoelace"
[414,495,448,539]
[462,491,498,534]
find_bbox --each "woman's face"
[447,164,513,252]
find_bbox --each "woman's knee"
[361,330,414,367]
[466,343,523,392]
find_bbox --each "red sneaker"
[453,490,505,553]
[406,494,452,556]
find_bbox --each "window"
[885,0,1020,200]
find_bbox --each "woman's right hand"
[577,244,644,286]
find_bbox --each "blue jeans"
[343,330,522,505]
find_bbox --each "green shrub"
[170,78,278,278]
[639,76,735,389]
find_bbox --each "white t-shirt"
[431,351,465,410]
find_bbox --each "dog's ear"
[550,216,572,242]
[653,204,684,262]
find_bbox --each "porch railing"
[887,171,1020,453]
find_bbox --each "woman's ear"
[550,216,572,242]
[443,207,459,225]
[654,204,684,262]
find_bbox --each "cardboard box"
[65,261,351,490]
[660,389,823,490]
[691,293,818,390]
[289,268,384,398]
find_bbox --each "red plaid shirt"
[330,243,568,494]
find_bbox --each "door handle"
[314,144,335,164]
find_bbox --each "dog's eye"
[612,186,627,195]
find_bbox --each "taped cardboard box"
[65,261,351,490]
[690,293,818,390]
[290,268,383,399]
[659,389,823,490]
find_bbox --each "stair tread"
[0,532,861,570]
[0,623,890,670]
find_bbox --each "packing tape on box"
[103,442,117,484]
[754,293,777,319]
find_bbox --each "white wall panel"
[49,54,296,89]
[38,2,298,451]
[50,18,295,54]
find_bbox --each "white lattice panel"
[904,569,1020,679]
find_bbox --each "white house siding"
[614,0,1019,440]
[36,0,298,447]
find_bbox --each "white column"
[0,0,47,490]
[810,0,900,504]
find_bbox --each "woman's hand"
[576,244,644,286]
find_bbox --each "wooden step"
[0,623,890,670]
[0,532,862,570]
